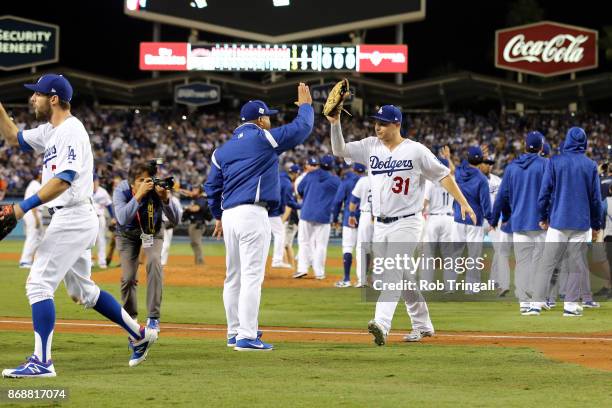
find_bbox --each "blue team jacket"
[269,171,300,217]
[332,171,361,227]
[537,131,602,231]
[453,160,492,226]
[492,153,547,233]
[204,104,314,219]
[297,168,341,224]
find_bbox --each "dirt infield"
[1,317,612,371]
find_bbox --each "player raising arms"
[0,74,158,377]
[328,105,476,345]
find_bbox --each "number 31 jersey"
[343,137,449,218]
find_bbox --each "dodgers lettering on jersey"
[351,176,372,213]
[424,180,453,215]
[342,137,450,217]
[20,116,94,208]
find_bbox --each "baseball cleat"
[519,306,530,314]
[227,330,263,347]
[367,320,387,346]
[497,288,509,298]
[292,271,307,279]
[563,308,583,317]
[582,301,600,308]
[315,275,326,280]
[403,329,434,342]
[521,307,541,316]
[271,261,292,269]
[2,355,56,378]
[129,326,158,367]
[354,282,368,288]
[234,338,273,351]
[146,318,160,333]
[18,262,32,269]
[334,280,351,288]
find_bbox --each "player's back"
[453,160,490,225]
[299,169,341,223]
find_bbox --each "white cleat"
[367,320,387,346]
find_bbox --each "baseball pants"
[161,226,173,266]
[513,231,545,304]
[284,223,298,248]
[372,215,434,335]
[490,229,512,292]
[342,226,358,254]
[297,220,331,278]
[420,214,454,288]
[95,215,108,267]
[451,223,485,291]
[356,212,373,286]
[269,216,286,265]
[188,224,204,265]
[20,216,43,265]
[222,205,271,340]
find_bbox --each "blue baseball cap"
[24,74,73,102]
[370,105,402,124]
[541,142,551,157]
[288,164,301,174]
[307,156,320,166]
[320,154,335,170]
[467,146,483,162]
[353,163,366,173]
[240,100,278,121]
[526,131,544,150]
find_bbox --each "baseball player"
[283,164,302,268]
[329,105,475,345]
[348,171,373,287]
[452,146,493,292]
[92,174,115,269]
[161,192,183,266]
[524,127,603,316]
[269,166,300,268]
[332,162,366,287]
[19,171,43,268]
[204,84,314,351]
[293,155,341,280]
[0,74,157,378]
[492,132,547,313]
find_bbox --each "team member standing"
[92,174,115,269]
[19,171,43,268]
[293,155,341,280]
[269,166,300,268]
[525,127,603,316]
[205,85,314,351]
[0,74,158,377]
[492,132,547,313]
[348,172,373,287]
[332,162,366,287]
[161,186,183,266]
[283,164,302,268]
[329,105,475,345]
[182,185,209,265]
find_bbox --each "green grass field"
[0,240,611,407]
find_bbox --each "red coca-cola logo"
[358,45,408,73]
[139,42,188,71]
[495,21,598,77]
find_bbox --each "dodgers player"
[204,84,314,351]
[19,172,43,268]
[332,163,366,287]
[269,167,299,268]
[92,174,115,269]
[161,193,183,266]
[348,173,373,287]
[0,74,157,377]
[329,105,476,344]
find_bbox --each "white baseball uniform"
[486,173,511,292]
[92,185,113,268]
[19,178,43,266]
[351,176,373,287]
[332,124,450,335]
[161,195,183,266]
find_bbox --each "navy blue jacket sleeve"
[331,183,345,223]
[590,168,603,230]
[204,162,224,220]
[269,104,314,153]
[538,160,554,223]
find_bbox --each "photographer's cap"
[370,105,402,124]
[240,100,278,121]
[24,74,73,102]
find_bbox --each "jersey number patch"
[391,177,410,195]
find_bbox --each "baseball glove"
[323,78,352,117]
[0,204,18,241]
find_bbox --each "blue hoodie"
[453,160,492,226]
[537,127,602,231]
[269,171,300,217]
[332,171,361,227]
[298,168,341,224]
[492,153,547,232]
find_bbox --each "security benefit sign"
[174,82,221,107]
[0,16,59,71]
[495,21,598,77]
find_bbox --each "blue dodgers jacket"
[269,171,300,217]
[537,128,602,231]
[332,171,361,227]
[297,168,342,224]
[453,160,492,226]
[492,153,547,233]
[204,104,314,219]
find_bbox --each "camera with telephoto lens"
[146,158,175,190]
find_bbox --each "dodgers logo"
[369,156,413,176]
[43,145,57,166]
[67,146,77,162]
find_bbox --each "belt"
[376,213,415,224]
[429,212,453,216]
[253,202,268,209]
[49,198,93,216]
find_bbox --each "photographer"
[181,185,211,265]
[112,161,181,332]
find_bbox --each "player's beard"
[34,98,52,121]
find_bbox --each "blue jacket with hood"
[453,160,492,226]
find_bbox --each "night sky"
[1,0,609,82]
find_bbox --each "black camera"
[146,158,163,176]
[152,176,175,190]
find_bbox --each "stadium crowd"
[1,105,611,195]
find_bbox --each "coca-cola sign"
[495,21,598,77]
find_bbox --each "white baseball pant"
[420,214,454,288]
[512,230,545,303]
[95,215,108,267]
[356,212,373,286]
[451,223,484,291]
[161,227,173,266]
[297,220,331,278]
[269,216,286,265]
[19,215,43,265]
[342,226,358,254]
[490,228,513,292]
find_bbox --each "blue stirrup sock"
[343,253,353,282]
[93,290,142,340]
[32,299,55,363]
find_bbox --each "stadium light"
[190,0,208,8]
[273,0,291,5]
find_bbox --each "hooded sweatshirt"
[269,171,300,217]
[537,127,602,231]
[453,160,492,226]
[492,153,547,232]
[298,168,342,224]
[332,171,361,227]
